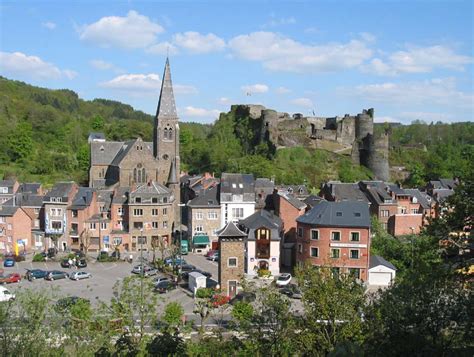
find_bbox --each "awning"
[193,235,210,245]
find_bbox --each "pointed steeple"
[156,57,177,118]
[167,158,178,185]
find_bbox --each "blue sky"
[1,0,472,124]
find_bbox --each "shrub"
[257,268,271,278]
[195,288,214,299]
[32,253,45,262]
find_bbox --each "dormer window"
[336,212,343,217]
[239,183,243,188]
[135,197,141,203]
[354,212,361,217]
[288,187,293,194]
[232,183,236,188]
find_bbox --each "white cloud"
[363,45,472,76]
[172,32,225,54]
[145,41,179,55]
[89,59,123,73]
[261,16,296,28]
[99,73,197,94]
[0,51,77,80]
[42,21,56,30]
[291,97,314,108]
[78,10,164,49]
[374,116,399,123]
[241,83,269,94]
[275,86,291,94]
[400,111,453,122]
[351,78,473,109]
[182,106,220,118]
[228,31,373,73]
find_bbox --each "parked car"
[280,284,302,299]
[0,286,15,302]
[155,280,177,293]
[153,276,170,285]
[164,257,186,266]
[131,265,158,276]
[180,264,196,272]
[230,292,256,305]
[206,252,219,262]
[205,250,218,258]
[0,273,21,284]
[3,258,15,268]
[69,271,92,280]
[46,270,68,281]
[76,259,87,268]
[276,273,292,287]
[26,269,48,281]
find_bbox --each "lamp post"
[177,203,185,276]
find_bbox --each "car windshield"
[278,275,288,281]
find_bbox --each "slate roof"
[220,173,255,194]
[16,194,44,207]
[131,181,171,195]
[297,201,370,228]
[0,205,19,216]
[217,221,247,238]
[0,180,16,194]
[90,141,124,165]
[109,140,154,167]
[388,184,408,196]
[69,187,95,209]
[156,58,178,118]
[277,184,309,197]
[112,187,130,204]
[44,182,75,200]
[88,132,105,141]
[303,195,325,209]
[187,185,220,207]
[281,193,307,210]
[18,183,41,194]
[325,182,369,202]
[240,209,282,230]
[404,189,431,209]
[433,189,455,203]
[255,178,275,189]
[369,255,396,270]
[360,181,395,205]
[439,178,458,190]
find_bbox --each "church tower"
[153,58,180,189]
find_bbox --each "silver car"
[69,271,92,281]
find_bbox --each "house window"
[52,221,62,230]
[163,221,168,228]
[118,207,124,216]
[298,227,303,238]
[152,222,159,229]
[135,197,142,203]
[411,209,418,214]
[100,222,107,230]
[381,210,389,217]
[298,243,303,254]
[331,231,341,241]
[310,229,319,240]
[163,197,168,203]
[34,208,40,214]
[256,228,270,259]
[350,249,359,259]
[228,257,238,267]
[231,207,244,219]
[0,217,4,223]
[332,267,340,278]
[7,224,12,230]
[310,247,318,257]
[152,197,158,203]
[152,209,158,216]
[336,212,343,217]
[113,237,122,246]
[34,219,40,228]
[208,211,218,220]
[162,208,167,216]
[0,187,7,193]
[89,223,96,230]
[117,220,123,230]
[331,248,340,258]
[400,206,407,214]
[348,268,361,279]
[71,210,78,218]
[196,212,203,220]
[382,222,388,231]
[133,222,143,229]
[350,232,360,242]
[195,225,203,232]
[133,209,143,217]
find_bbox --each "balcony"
[69,230,79,237]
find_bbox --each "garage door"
[369,272,392,286]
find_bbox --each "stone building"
[217,222,247,298]
[89,58,180,223]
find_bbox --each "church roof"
[217,221,247,238]
[131,181,171,195]
[90,141,124,165]
[156,58,177,119]
[167,159,178,185]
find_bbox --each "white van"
[0,286,15,302]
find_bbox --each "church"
[89,58,180,201]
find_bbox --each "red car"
[0,273,21,284]
[205,250,218,258]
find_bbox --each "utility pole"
[178,203,185,277]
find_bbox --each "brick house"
[14,193,45,252]
[217,222,247,298]
[67,187,98,252]
[187,185,220,252]
[43,182,78,251]
[239,209,283,277]
[109,187,131,252]
[0,205,31,254]
[296,201,371,281]
[128,181,174,252]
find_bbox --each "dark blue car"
[3,258,15,267]
[26,269,48,281]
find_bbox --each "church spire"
[155,57,177,119]
[167,158,178,185]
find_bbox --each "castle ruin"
[231,105,389,181]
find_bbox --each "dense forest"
[1,76,472,188]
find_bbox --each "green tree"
[7,119,33,161]
[76,143,90,172]
[162,302,184,333]
[91,115,105,131]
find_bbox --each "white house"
[240,209,283,277]
[220,173,255,228]
[368,255,396,287]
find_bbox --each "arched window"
[255,227,271,259]
[133,168,137,182]
[163,128,169,140]
[168,128,173,140]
